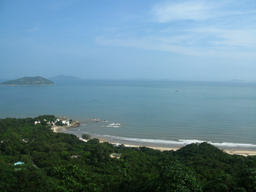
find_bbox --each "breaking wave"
[100,135,256,148]
[106,123,121,128]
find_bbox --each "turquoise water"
[1,80,256,149]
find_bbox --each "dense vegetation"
[82,133,91,140]
[1,115,256,191]
[0,76,55,86]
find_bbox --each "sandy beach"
[96,138,256,156]
[52,128,256,157]
[122,144,179,152]
[123,143,256,156]
[94,136,256,156]
[51,126,68,133]
[98,139,256,157]
[223,150,256,156]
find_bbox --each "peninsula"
[0,76,55,86]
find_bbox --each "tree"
[142,156,202,192]
[51,164,102,191]
[55,121,63,126]
[82,134,91,140]
[0,164,51,192]
[238,167,256,192]
[0,166,17,191]
[203,174,244,192]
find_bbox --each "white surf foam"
[106,123,121,128]
[100,135,256,148]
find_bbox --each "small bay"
[1,80,256,150]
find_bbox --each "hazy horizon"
[1,75,255,83]
[1,0,256,81]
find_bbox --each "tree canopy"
[0,116,256,191]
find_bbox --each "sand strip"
[52,128,256,156]
[98,139,256,156]
[224,150,256,156]
[51,126,67,133]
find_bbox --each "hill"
[0,76,55,86]
[228,79,245,83]
[49,75,81,81]
[1,116,256,191]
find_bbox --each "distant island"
[0,76,55,86]
[228,79,245,83]
[49,75,81,81]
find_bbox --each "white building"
[62,120,70,126]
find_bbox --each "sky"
[1,0,256,81]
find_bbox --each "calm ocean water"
[1,80,256,150]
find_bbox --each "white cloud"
[96,33,256,58]
[193,28,256,47]
[151,1,241,22]
[96,0,256,58]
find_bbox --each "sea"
[1,80,256,150]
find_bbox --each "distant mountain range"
[228,79,245,83]
[49,75,81,81]
[0,76,55,86]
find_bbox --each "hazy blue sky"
[1,0,256,81]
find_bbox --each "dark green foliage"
[142,156,202,192]
[203,174,245,192]
[0,76,55,86]
[51,164,102,191]
[238,168,256,192]
[0,164,51,192]
[174,142,252,182]
[82,133,91,140]
[55,120,64,126]
[1,116,256,191]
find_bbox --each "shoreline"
[94,137,256,156]
[92,135,256,156]
[52,128,256,157]
[51,125,78,133]
[103,140,256,156]
[51,120,80,133]
[51,126,67,133]
[100,139,256,156]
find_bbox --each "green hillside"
[0,76,55,86]
[1,115,256,191]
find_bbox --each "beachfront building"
[71,155,81,158]
[114,143,120,147]
[34,116,73,128]
[14,161,25,171]
[62,120,70,126]
[34,121,40,125]
[14,161,25,166]
[110,153,122,159]
[22,138,29,143]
